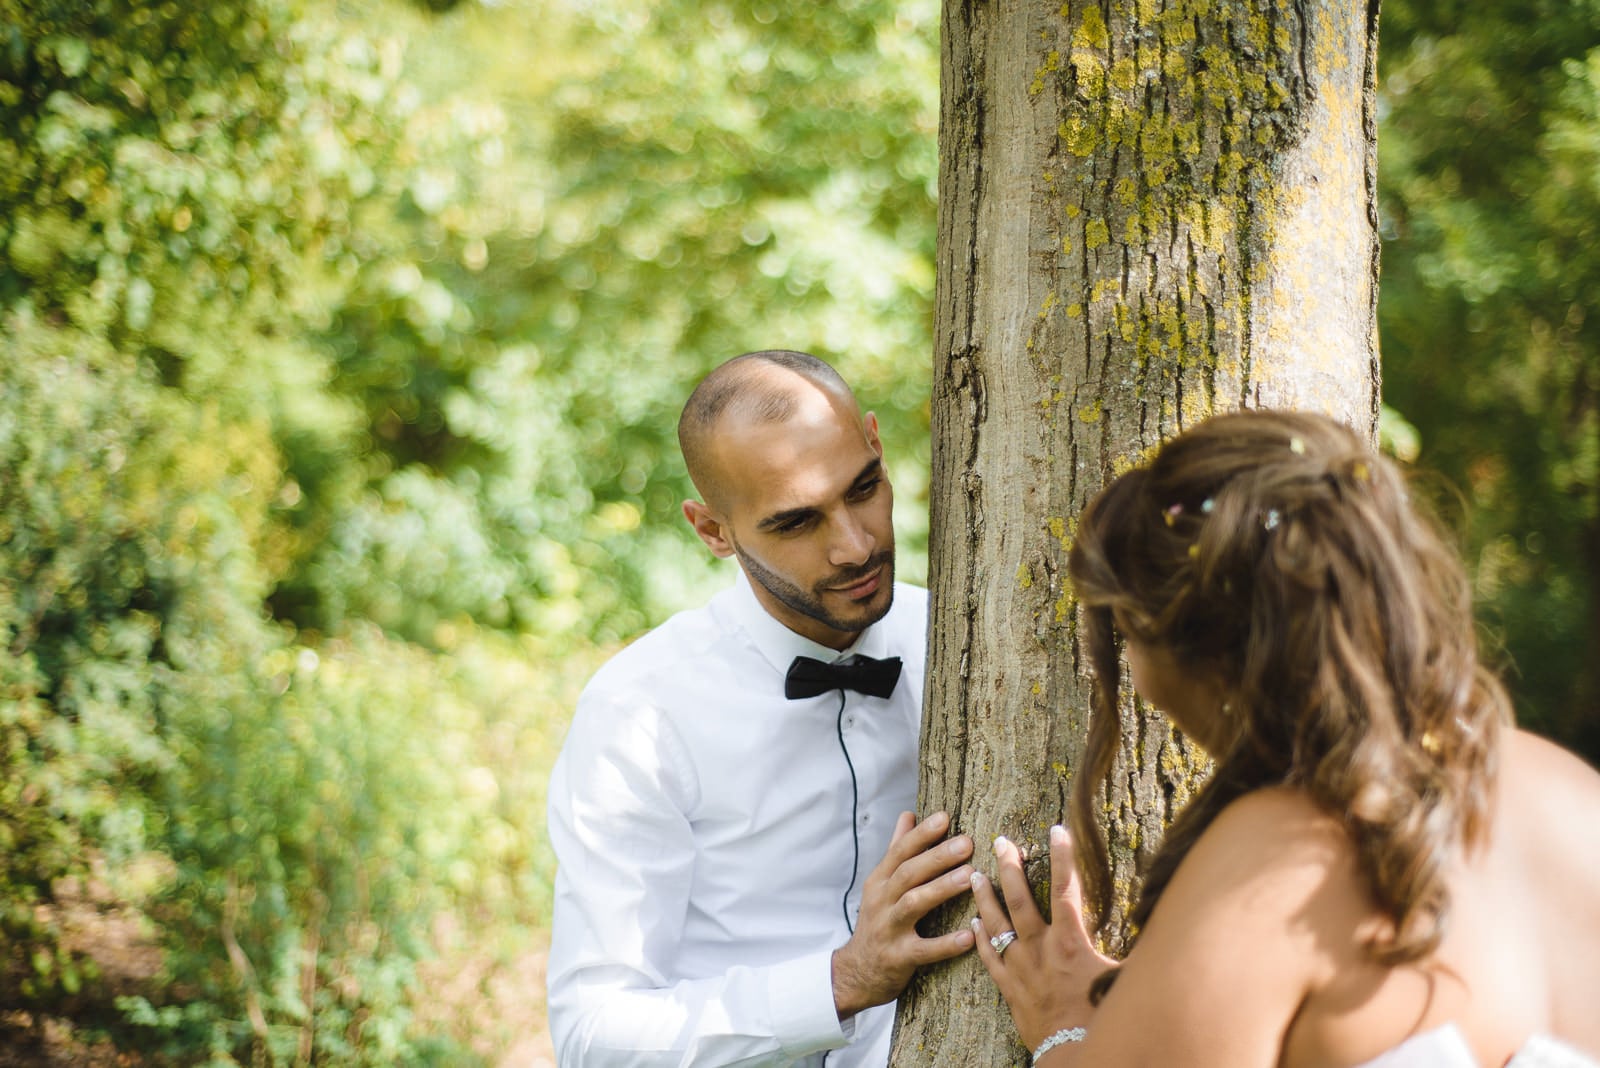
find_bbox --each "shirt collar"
[729,569,892,678]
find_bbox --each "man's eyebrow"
[755,458,883,532]
[849,457,884,487]
[756,505,818,532]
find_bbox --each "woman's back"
[1291,728,1600,1066]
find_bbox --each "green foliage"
[121,624,569,1065]
[285,0,942,646]
[1379,0,1600,755]
[0,310,568,1061]
[2,0,941,654]
[0,0,509,1058]
[0,323,178,1008]
[0,0,408,599]
[2,0,941,1059]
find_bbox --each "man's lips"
[829,567,882,600]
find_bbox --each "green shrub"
[0,322,186,1010]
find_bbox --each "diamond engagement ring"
[989,930,1017,955]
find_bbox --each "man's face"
[686,386,896,650]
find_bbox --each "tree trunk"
[895,0,1381,1061]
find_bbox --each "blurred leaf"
[1380,0,1600,754]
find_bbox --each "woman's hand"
[971,825,1118,1052]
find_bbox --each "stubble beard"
[733,542,896,636]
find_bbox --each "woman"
[970,410,1600,1066]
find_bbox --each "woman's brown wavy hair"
[1066,409,1511,991]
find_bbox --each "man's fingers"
[911,923,977,967]
[880,827,974,901]
[888,859,975,924]
[882,810,948,867]
[992,835,1045,938]
[887,809,918,846]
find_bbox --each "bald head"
[678,350,860,508]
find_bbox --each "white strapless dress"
[1357,1024,1599,1068]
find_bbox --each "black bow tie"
[784,654,903,700]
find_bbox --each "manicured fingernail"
[969,871,985,889]
[1051,825,1067,844]
[993,835,1010,857]
[970,916,981,930]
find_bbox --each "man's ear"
[682,499,736,558]
[864,411,883,458]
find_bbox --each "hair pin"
[1289,437,1307,455]
[1264,509,1281,531]
[1165,498,1214,527]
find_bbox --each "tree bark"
[895,0,1381,1061]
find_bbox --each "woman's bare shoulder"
[1499,728,1600,866]
[1169,786,1362,920]
[1206,785,1351,855]
[1506,727,1600,787]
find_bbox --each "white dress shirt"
[546,572,928,1067]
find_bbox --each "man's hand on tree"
[830,810,976,1020]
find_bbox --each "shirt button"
[844,715,856,729]
[860,813,871,826]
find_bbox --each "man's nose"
[829,511,874,567]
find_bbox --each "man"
[546,350,976,1066]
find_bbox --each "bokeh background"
[2,0,1595,1063]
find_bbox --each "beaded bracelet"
[1032,1026,1087,1063]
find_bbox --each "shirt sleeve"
[546,684,851,1067]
